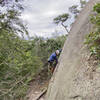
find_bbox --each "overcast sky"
[21,0,81,37]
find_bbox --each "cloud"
[21,0,80,37]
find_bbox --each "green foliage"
[85,3,100,61]
[0,22,66,100]
[53,13,69,33]
[0,0,24,10]
[29,35,66,66]
[85,32,100,58]
[53,13,69,24]
[0,8,43,100]
[93,3,100,13]
[0,31,43,100]
[69,5,79,15]
[80,0,86,8]
[0,1,66,99]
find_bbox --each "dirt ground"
[26,68,50,100]
[27,80,48,100]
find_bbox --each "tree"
[0,0,23,10]
[69,5,79,16]
[80,0,86,8]
[30,35,66,66]
[0,0,67,99]
[53,13,69,33]
[0,1,42,100]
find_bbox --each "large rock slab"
[45,0,100,100]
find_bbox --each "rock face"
[45,0,100,100]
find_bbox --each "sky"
[21,0,81,38]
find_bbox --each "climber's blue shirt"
[48,52,58,63]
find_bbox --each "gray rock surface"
[45,0,100,100]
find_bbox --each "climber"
[48,49,62,74]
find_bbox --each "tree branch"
[61,22,69,33]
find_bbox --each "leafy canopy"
[53,13,69,33]
[54,13,69,25]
